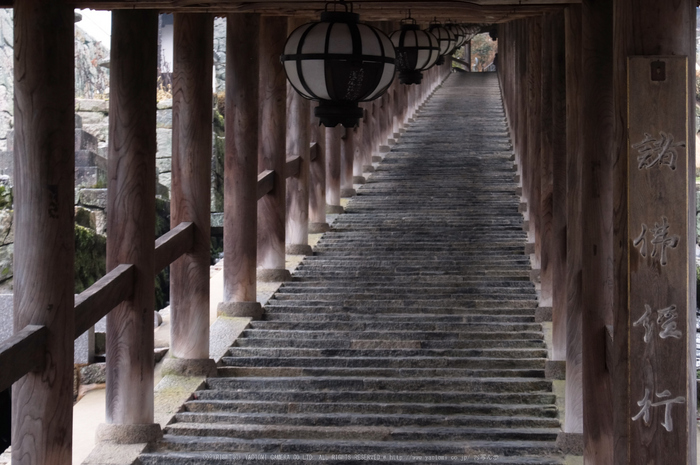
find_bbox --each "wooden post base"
[309,222,330,233]
[95,423,162,445]
[556,432,584,455]
[217,301,263,319]
[353,176,366,184]
[257,268,292,283]
[535,306,553,322]
[286,244,313,256]
[341,188,356,198]
[326,205,344,214]
[363,165,376,173]
[160,358,217,377]
[545,360,566,380]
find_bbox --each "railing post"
[285,18,312,256]
[99,9,161,444]
[340,127,356,198]
[325,126,343,213]
[164,13,217,376]
[11,1,74,462]
[308,103,329,232]
[257,15,291,282]
[218,13,264,317]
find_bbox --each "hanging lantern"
[390,17,441,85]
[446,22,466,50]
[281,1,396,128]
[427,20,456,66]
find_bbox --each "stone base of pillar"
[509,153,516,161]
[393,132,400,139]
[341,188,356,197]
[286,243,313,256]
[257,268,292,282]
[512,164,519,172]
[363,164,375,173]
[372,155,383,163]
[556,432,584,455]
[326,204,344,214]
[516,187,523,196]
[96,423,162,445]
[386,138,397,146]
[518,202,528,213]
[378,145,391,153]
[407,118,415,123]
[524,242,535,255]
[353,176,366,184]
[535,306,552,322]
[161,357,218,377]
[309,222,330,233]
[399,128,406,135]
[521,220,529,231]
[217,301,263,319]
[514,174,521,184]
[544,360,566,380]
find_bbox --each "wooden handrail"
[310,142,318,162]
[0,325,48,392]
[154,221,195,274]
[257,169,274,199]
[285,155,301,178]
[74,264,135,338]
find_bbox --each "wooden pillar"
[352,119,366,184]
[360,105,374,173]
[581,0,614,462]
[465,40,472,71]
[563,2,584,444]
[325,126,343,213]
[516,21,528,190]
[11,1,74,462]
[257,16,290,282]
[612,0,696,463]
[166,13,217,373]
[527,17,543,269]
[550,11,568,361]
[308,103,329,232]
[539,14,554,311]
[285,18,312,256]
[340,127,356,198]
[218,13,264,318]
[101,10,161,443]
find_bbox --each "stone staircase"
[139,73,563,464]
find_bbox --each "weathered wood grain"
[613,1,696,461]
[550,11,567,362]
[526,16,542,268]
[580,0,614,461]
[170,13,213,360]
[257,170,274,200]
[285,16,311,250]
[308,105,327,225]
[74,264,135,338]
[154,221,195,274]
[285,156,301,179]
[564,4,583,435]
[0,325,47,393]
[105,9,158,427]
[325,126,342,208]
[340,126,356,196]
[226,13,260,302]
[539,14,554,309]
[11,1,74,463]
[257,15,288,272]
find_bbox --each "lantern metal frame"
[280,1,396,127]
[390,17,441,85]
[428,20,456,66]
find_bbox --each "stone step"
[239,329,543,341]
[262,300,538,309]
[218,367,544,379]
[261,313,536,323]
[227,347,547,359]
[164,422,560,442]
[173,411,560,429]
[205,377,553,394]
[233,338,546,350]
[183,399,558,417]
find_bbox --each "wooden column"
[465,40,472,71]
[516,21,528,192]
[360,105,374,173]
[325,126,343,213]
[550,11,568,361]
[340,126,356,198]
[581,0,614,462]
[11,1,74,463]
[527,17,542,271]
[257,16,290,282]
[539,14,554,312]
[564,3,584,444]
[309,103,329,232]
[218,13,264,318]
[167,13,216,374]
[352,119,366,184]
[101,10,161,443]
[612,0,696,463]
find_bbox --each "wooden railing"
[0,325,47,392]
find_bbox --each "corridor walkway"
[140,73,563,464]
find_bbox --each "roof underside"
[0,0,578,23]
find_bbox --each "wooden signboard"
[627,56,689,463]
